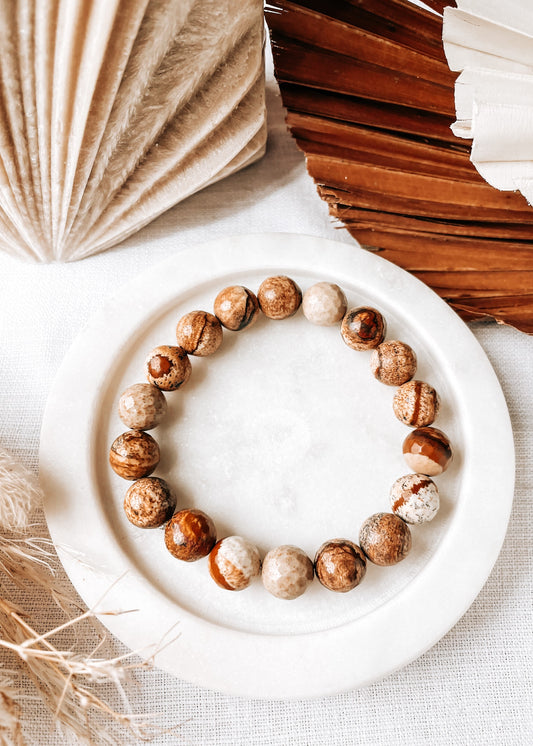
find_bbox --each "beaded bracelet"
[109,277,452,600]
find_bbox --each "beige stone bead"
[262,545,313,599]
[123,477,176,528]
[370,340,417,386]
[390,473,440,525]
[359,512,412,566]
[393,380,440,427]
[340,307,386,350]
[214,286,259,331]
[302,282,347,326]
[109,430,160,480]
[118,383,167,430]
[208,536,261,591]
[257,276,302,319]
[145,345,191,391]
[176,310,223,356]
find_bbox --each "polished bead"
[176,310,223,356]
[145,345,191,391]
[390,473,440,524]
[118,383,167,430]
[214,285,259,331]
[109,430,160,480]
[403,426,452,476]
[341,307,386,350]
[208,536,261,591]
[370,340,417,386]
[393,380,440,427]
[257,276,302,319]
[314,539,366,592]
[164,509,216,561]
[359,512,411,566]
[262,545,313,599]
[123,477,175,528]
[302,282,347,326]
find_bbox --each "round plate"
[40,233,514,698]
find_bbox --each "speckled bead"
[109,430,160,480]
[176,310,223,356]
[359,512,412,566]
[390,473,440,525]
[118,383,167,430]
[341,307,386,351]
[314,539,366,592]
[145,345,191,391]
[370,341,417,386]
[302,282,347,326]
[123,477,176,528]
[393,380,440,427]
[214,286,260,331]
[262,545,313,600]
[257,276,302,320]
[164,509,217,561]
[208,536,261,591]
[403,426,452,476]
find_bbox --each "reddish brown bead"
[214,286,259,331]
[359,512,412,566]
[393,380,440,427]
[164,509,217,561]
[145,345,191,391]
[208,536,261,590]
[314,539,366,592]
[257,276,302,319]
[370,340,417,386]
[123,477,176,528]
[109,430,160,480]
[403,426,452,476]
[341,307,386,351]
[176,310,223,356]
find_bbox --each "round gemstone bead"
[257,276,302,320]
[390,473,440,524]
[145,345,191,391]
[262,545,313,599]
[370,340,417,386]
[176,310,223,356]
[118,383,167,430]
[214,285,259,331]
[164,509,216,561]
[341,307,386,351]
[208,536,261,591]
[403,426,452,476]
[393,380,440,427]
[359,512,412,566]
[302,282,347,326]
[314,539,366,592]
[123,477,176,528]
[109,430,160,480]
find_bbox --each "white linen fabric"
[0,53,530,745]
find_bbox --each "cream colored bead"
[302,282,347,326]
[262,545,313,599]
[390,473,440,524]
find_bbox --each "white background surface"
[0,52,531,744]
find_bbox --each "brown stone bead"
[393,380,440,427]
[214,285,259,331]
[145,345,191,391]
[341,307,386,351]
[257,276,302,319]
[314,539,367,592]
[359,512,412,566]
[208,536,261,591]
[118,383,167,430]
[403,426,453,476]
[123,477,176,528]
[370,340,417,386]
[109,430,160,480]
[176,310,223,356]
[164,509,216,561]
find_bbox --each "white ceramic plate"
[40,233,514,699]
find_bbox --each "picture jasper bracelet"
[109,277,453,600]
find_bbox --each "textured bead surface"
[370,340,417,386]
[123,477,175,528]
[214,285,259,331]
[164,509,216,561]
[176,310,223,356]
[208,536,261,591]
[262,545,313,599]
[341,307,386,350]
[393,380,440,427]
[403,426,452,476]
[359,512,412,566]
[109,430,160,480]
[390,473,440,524]
[257,276,302,319]
[314,539,366,592]
[302,282,347,326]
[145,345,191,391]
[118,383,167,430]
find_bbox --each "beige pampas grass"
[0,449,42,531]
